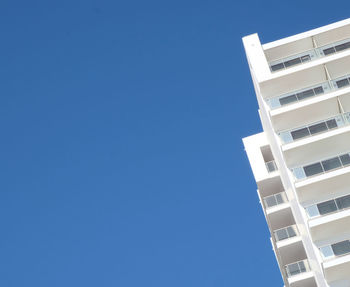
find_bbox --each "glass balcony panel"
[275,193,284,205]
[335,41,350,52]
[335,194,350,210]
[291,127,310,140]
[286,260,309,277]
[309,122,328,135]
[314,86,324,95]
[284,57,302,67]
[340,154,350,166]
[296,89,315,101]
[265,196,277,207]
[271,63,285,71]
[266,160,277,173]
[317,200,338,215]
[326,119,338,129]
[323,47,336,55]
[336,78,350,88]
[320,245,334,258]
[275,228,289,241]
[306,205,320,218]
[321,157,342,172]
[303,162,323,177]
[332,240,350,256]
[286,226,297,237]
[301,55,311,62]
[264,192,287,208]
[279,94,298,106]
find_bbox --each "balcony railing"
[292,151,350,180]
[285,259,310,278]
[269,37,350,72]
[266,160,278,173]
[263,191,288,209]
[278,113,350,144]
[320,239,350,259]
[274,224,298,242]
[305,193,350,218]
[267,73,350,109]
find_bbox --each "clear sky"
[1,1,349,286]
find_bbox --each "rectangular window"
[304,162,323,177]
[323,47,336,55]
[335,41,350,52]
[332,240,350,256]
[309,122,328,135]
[271,63,284,71]
[279,94,298,106]
[336,195,350,210]
[326,119,338,129]
[340,154,350,166]
[296,89,314,101]
[313,86,324,95]
[301,55,311,62]
[322,157,342,172]
[336,78,350,88]
[291,127,310,140]
[284,57,302,68]
[317,200,337,215]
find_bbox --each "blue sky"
[0,1,349,286]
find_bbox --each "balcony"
[278,113,349,144]
[269,37,350,72]
[263,191,287,209]
[285,259,316,287]
[306,194,350,218]
[285,259,311,277]
[292,152,350,181]
[265,160,278,173]
[274,224,299,242]
[267,74,350,110]
[320,239,350,260]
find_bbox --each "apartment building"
[242,19,350,287]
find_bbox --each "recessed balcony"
[291,152,350,181]
[305,194,350,218]
[285,260,316,287]
[269,37,350,72]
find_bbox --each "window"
[317,200,337,215]
[332,240,350,256]
[304,162,323,177]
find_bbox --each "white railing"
[263,191,288,209]
[274,225,298,242]
[285,259,310,278]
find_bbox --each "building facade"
[242,19,350,287]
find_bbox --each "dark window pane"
[314,86,324,95]
[322,157,342,171]
[284,57,302,67]
[336,78,350,88]
[271,63,284,71]
[265,196,277,207]
[287,262,301,276]
[317,200,337,215]
[291,127,310,140]
[301,55,311,62]
[286,226,297,238]
[309,122,328,135]
[340,154,350,166]
[332,240,350,256]
[335,42,350,52]
[275,229,288,241]
[296,89,315,100]
[323,47,336,55]
[304,162,323,177]
[326,119,338,129]
[336,195,350,210]
[275,193,284,205]
[279,94,297,106]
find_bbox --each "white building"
[242,19,350,287]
